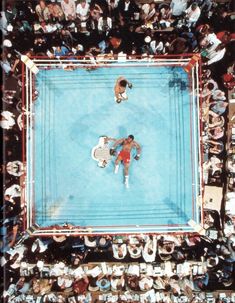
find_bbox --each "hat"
[3,39,12,48]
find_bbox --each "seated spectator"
[96,274,111,291]
[203,155,223,184]
[208,115,225,128]
[32,278,52,295]
[35,1,51,22]
[140,2,156,23]
[112,243,127,259]
[193,272,209,291]
[98,12,112,36]
[57,275,73,291]
[153,276,166,290]
[127,242,142,259]
[61,0,76,21]
[76,0,90,22]
[170,0,187,18]
[0,11,8,35]
[200,0,213,14]
[208,126,225,140]
[142,235,157,263]
[1,50,20,76]
[73,275,89,295]
[16,277,31,294]
[60,29,75,50]
[209,100,228,117]
[185,3,201,28]
[0,110,15,130]
[5,1,18,24]
[6,160,24,177]
[201,79,218,97]
[165,276,181,297]
[84,235,98,249]
[157,236,175,260]
[5,184,21,198]
[178,277,194,299]
[53,45,70,57]
[139,275,153,291]
[47,2,65,22]
[118,0,139,25]
[159,3,172,26]
[107,0,119,22]
[150,34,165,54]
[203,32,226,66]
[6,244,27,267]
[110,273,125,291]
[126,274,140,291]
[97,235,112,250]
[212,89,226,101]
[90,2,103,22]
[180,27,198,51]
[206,139,224,155]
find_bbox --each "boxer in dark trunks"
[110,135,141,188]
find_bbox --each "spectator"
[118,0,139,25]
[76,0,90,22]
[61,0,76,21]
[170,0,188,18]
[35,0,51,22]
[112,243,127,259]
[142,235,157,263]
[185,2,201,28]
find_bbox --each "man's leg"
[124,163,130,188]
[114,156,121,174]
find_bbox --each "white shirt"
[98,16,112,31]
[124,1,130,11]
[31,238,48,253]
[142,237,157,263]
[112,243,127,259]
[170,0,188,16]
[5,184,21,198]
[185,5,201,23]
[150,40,164,54]
[6,161,24,176]
[0,111,15,129]
[142,3,150,15]
[76,2,90,19]
[207,48,226,65]
[61,0,76,19]
[139,276,153,290]
[209,156,221,175]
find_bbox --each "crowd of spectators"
[2,233,235,302]
[1,0,235,302]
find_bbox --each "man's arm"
[110,138,125,155]
[133,141,141,160]
[104,136,116,144]
[112,138,125,149]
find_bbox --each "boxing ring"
[22,55,203,235]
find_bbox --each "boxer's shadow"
[118,126,127,138]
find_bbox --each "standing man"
[114,76,132,103]
[110,135,141,188]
